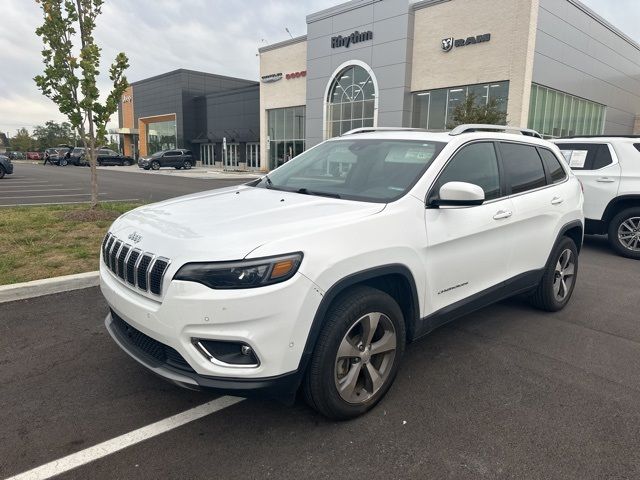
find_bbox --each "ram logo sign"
[442,33,491,52]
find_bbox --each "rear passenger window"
[538,148,567,183]
[499,143,547,194]
[435,142,501,200]
[557,143,612,170]
[592,145,613,169]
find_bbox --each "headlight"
[174,253,303,289]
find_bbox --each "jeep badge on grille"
[128,232,142,243]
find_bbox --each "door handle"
[493,210,512,220]
[551,196,564,205]
[597,177,616,183]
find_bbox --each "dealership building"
[258,0,640,170]
[116,69,260,169]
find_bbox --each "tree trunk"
[86,111,98,209]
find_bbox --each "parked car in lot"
[44,146,73,166]
[27,151,43,160]
[138,149,194,170]
[97,148,134,166]
[102,124,584,419]
[554,136,640,259]
[0,154,14,178]
[69,147,89,166]
[6,151,25,160]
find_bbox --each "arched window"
[326,64,376,138]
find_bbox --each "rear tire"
[608,208,640,260]
[530,236,578,312]
[303,286,405,420]
[122,160,131,166]
[183,160,192,170]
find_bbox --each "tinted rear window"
[557,143,612,170]
[634,144,640,153]
[538,148,567,183]
[499,142,547,194]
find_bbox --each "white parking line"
[0,199,140,207]
[0,188,84,193]
[0,193,108,199]
[4,396,245,480]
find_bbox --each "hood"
[109,185,385,262]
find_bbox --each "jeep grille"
[101,233,170,296]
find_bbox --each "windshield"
[254,139,445,202]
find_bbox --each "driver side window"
[434,142,501,201]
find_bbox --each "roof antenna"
[285,27,293,39]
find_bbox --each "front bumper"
[100,261,324,393]
[105,311,302,398]
[3,163,13,174]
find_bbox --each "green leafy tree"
[34,0,129,208]
[32,120,76,150]
[10,128,36,152]
[447,92,507,128]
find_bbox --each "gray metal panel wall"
[533,0,640,134]
[305,0,414,147]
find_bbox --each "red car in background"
[27,152,44,160]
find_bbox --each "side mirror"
[430,181,485,207]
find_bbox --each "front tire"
[303,286,405,420]
[59,158,68,166]
[0,165,5,179]
[150,160,160,170]
[608,208,640,260]
[530,236,578,311]
[122,160,131,166]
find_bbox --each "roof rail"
[341,127,429,136]
[557,135,640,139]
[449,124,543,139]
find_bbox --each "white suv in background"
[101,125,583,419]
[554,137,640,259]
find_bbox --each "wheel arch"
[602,195,640,225]
[560,220,584,253]
[298,264,420,373]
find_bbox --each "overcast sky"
[0,0,637,136]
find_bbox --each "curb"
[0,271,99,304]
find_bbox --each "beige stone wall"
[411,0,539,128]
[259,40,307,171]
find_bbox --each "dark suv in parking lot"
[0,154,14,178]
[70,147,134,166]
[138,149,194,170]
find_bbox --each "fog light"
[192,339,259,367]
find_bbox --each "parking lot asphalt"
[1,237,639,479]
[0,163,253,206]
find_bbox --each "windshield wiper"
[263,174,274,189]
[296,188,341,199]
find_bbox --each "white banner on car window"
[560,149,588,168]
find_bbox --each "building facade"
[259,0,640,171]
[116,69,260,169]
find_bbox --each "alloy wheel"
[334,312,397,404]
[617,217,640,252]
[553,248,575,301]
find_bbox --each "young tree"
[447,92,507,128]
[34,0,129,208]
[10,128,36,152]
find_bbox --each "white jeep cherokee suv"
[101,125,584,419]
[554,136,640,259]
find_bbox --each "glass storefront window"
[528,84,605,137]
[326,65,376,138]
[268,106,306,170]
[412,81,509,131]
[146,120,176,154]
